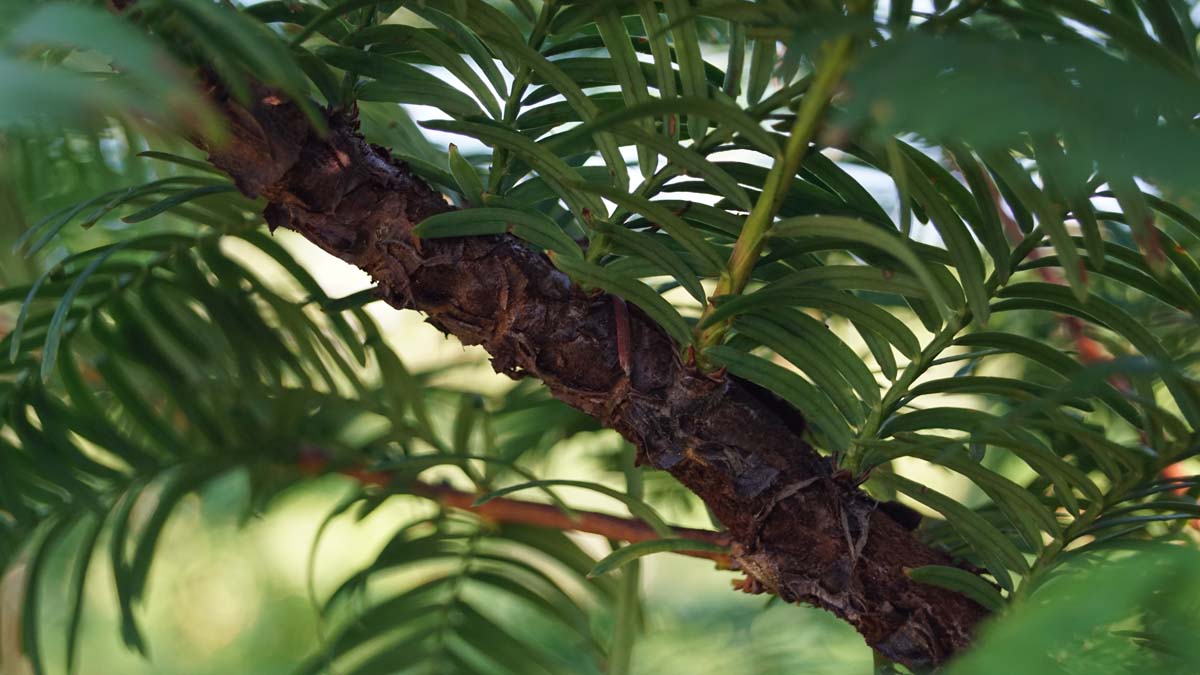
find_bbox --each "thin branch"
[408,481,736,568]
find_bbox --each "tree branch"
[188,81,987,668]
[407,481,735,568]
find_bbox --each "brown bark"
[195,84,987,669]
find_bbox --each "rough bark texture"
[198,84,987,670]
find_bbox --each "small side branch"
[408,482,735,568]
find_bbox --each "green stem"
[854,219,1128,604]
[694,36,853,355]
[606,76,816,228]
[432,521,483,666]
[489,0,556,194]
[589,62,815,263]
[608,443,643,675]
[850,314,966,471]
[1014,444,1156,604]
[848,227,1048,472]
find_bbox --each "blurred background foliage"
[2,0,1200,674]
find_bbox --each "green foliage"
[304,515,621,675]
[3,0,1200,673]
[948,544,1200,675]
[0,148,609,674]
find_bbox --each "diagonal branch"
[191,82,987,669]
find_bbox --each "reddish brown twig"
[296,450,735,565]
[408,482,736,568]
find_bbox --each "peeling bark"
[198,86,988,670]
